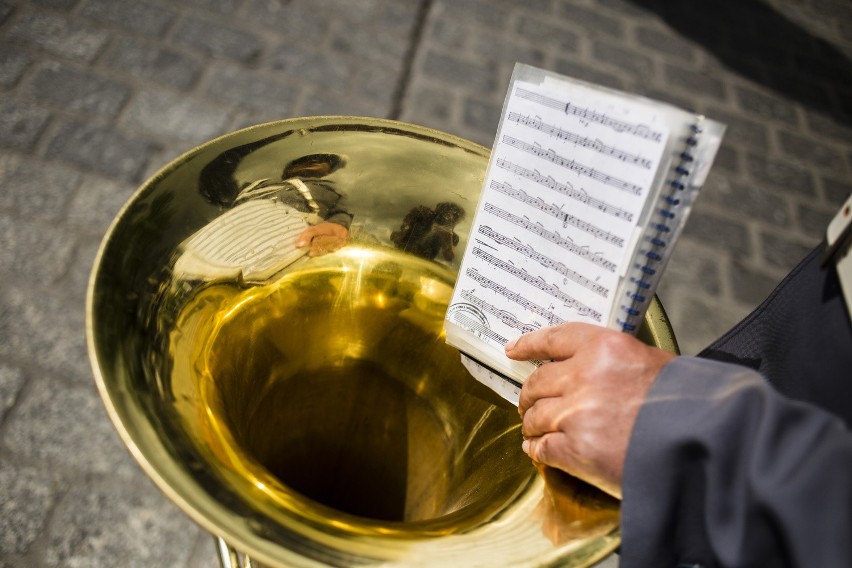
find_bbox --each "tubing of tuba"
[87,117,677,567]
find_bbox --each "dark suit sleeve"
[620,356,852,568]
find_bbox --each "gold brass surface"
[87,116,678,567]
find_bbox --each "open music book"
[444,63,725,403]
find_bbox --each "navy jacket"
[621,247,852,567]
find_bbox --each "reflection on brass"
[87,117,678,567]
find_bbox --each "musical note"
[460,290,540,334]
[495,158,633,221]
[515,87,664,142]
[507,111,653,169]
[483,202,618,273]
[466,264,602,323]
[489,181,624,247]
[477,225,609,298]
[502,136,643,196]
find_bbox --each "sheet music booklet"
[444,63,725,404]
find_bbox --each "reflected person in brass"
[391,202,465,261]
[200,144,352,258]
[506,244,852,568]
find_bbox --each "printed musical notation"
[490,180,624,247]
[484,202,617,273]
[495,158,633,222]
[507,111,653,170]
[467,267,566,326]
[452,311,510,345]
[460,290,540,335]
[503,135,643,196]
[515,87,664,142]
[477,226,609,298]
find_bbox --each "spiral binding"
[617,122,703,333]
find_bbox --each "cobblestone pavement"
[1,0,850,566]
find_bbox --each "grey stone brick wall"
[0,0,849,566]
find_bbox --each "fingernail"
[505,337,518,352]
[521,440,530,454]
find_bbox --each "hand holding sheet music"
[445,64,725,401]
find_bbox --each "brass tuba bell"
[87,117,677,567]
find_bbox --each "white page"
[446,79,671,355]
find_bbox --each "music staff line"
[507,111,653,170]
[495,158,634,222]
[503,135,643,196]
[477,225,610,298]
[467,268,566,327]
[472,246,603,322]
[490,180,624,248]
[453,312,509,346]
[460,290,540,335]
[484,202,618,273]
[515,87,664,142]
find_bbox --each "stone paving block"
[99,37,204,91]
[0,47,32,89]
[46,120,160,182]
[797,201,838,238]
[43,478,201,568]
[242,0,333,40]
[79,0,178,37]
[777,130,847,170]
[469,31,547,71]
[2,377,140,477]
[592,39,657,83]
[515,15,581,52]
[0,365,25,424]
[554,57,625,91]
[734,84,801,126]
[759,230,818,272]
[671,290,752,355]
[680,207,752,259]
[7,7,110,62]
[703,106,770,149]
[180,0,243,14]
[0,462,63,555]
[746,153,816,197]
[0,98,50,151]
[633,25,699,63]
[0,154,82,221]
[66,173,136,236]
[301,89,390,120]
[821,175,852,204]
[421,50,498,93]
[0,0,13,24]
[710,143,740,174]
[329,2,421,64]
[349,65,401,112]
[664,62,727,102]
[700,179,792,228]
[432,0,511,30]
[202,63,301,114]
[555,2,625,39]
[24,61,131,119]
[172,16,265,64]
[0,213,76,284]
[0,284,89,382]
[462,97,501,137]
[269,44,355,88]
[657,240,724,299]
[29,0,78,9]
[121,89,232,147]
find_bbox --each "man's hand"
[505,323,676,498]
[296,222,349,257]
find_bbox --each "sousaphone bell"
[87,117,678,567]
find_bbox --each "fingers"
[504,322,607,362]
[518,362,572,417]
[520,395,573,439]
[522,432,572,470]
